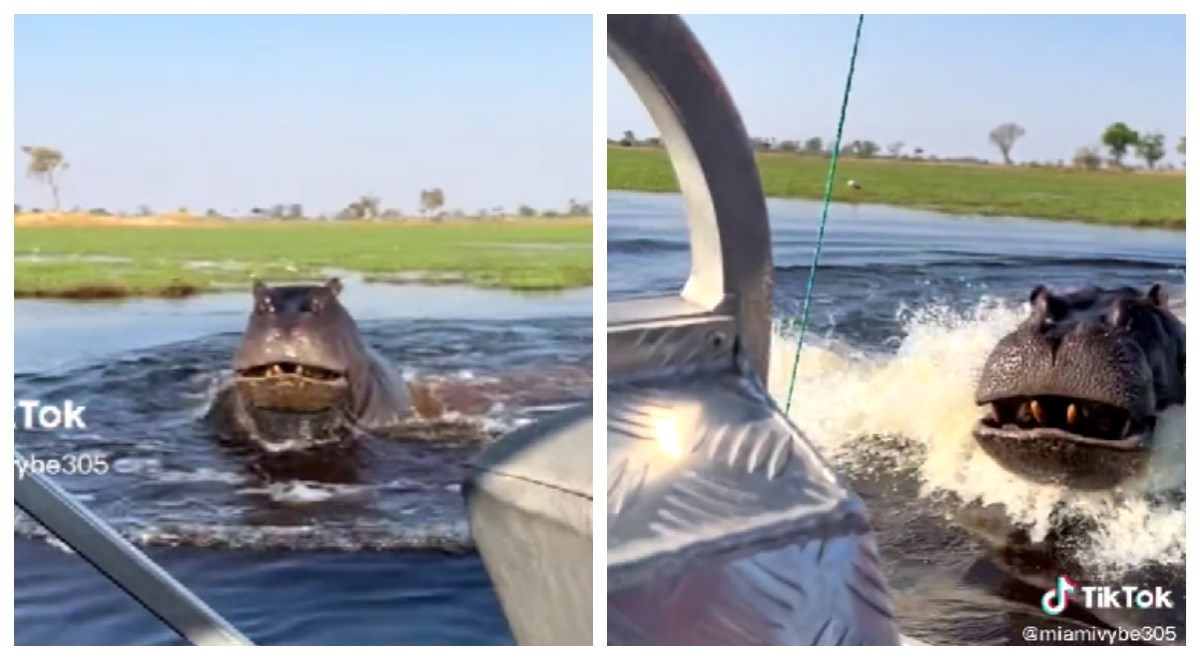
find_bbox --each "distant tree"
[913,147,925,159]
[1178,136,1186,166]
[21,146,69,211]
[778,140,800,152]
[567,199,591,216]
[803,137,823,154]
[419,188,445,216]
[137,204,153,217]
[541,209,561,218]
[206,208,221,218]
[88,207,110,216]
[1072,146,1102,170]
[886,141,905,158]
[517,204,537,217]
[749,137,774,151]
[1135,132,1166,170]
[844,140,875,158]
[15,204,22,214]
[287,203,304,219]
[357,195,380,220]
[620,130,636,147]
[643,136,662,148]
[988,123,1025,165]
[1101,122,1140,165]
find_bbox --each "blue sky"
[609,14,1186,166]
[16,14,592,215]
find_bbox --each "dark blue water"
[609,191,1186,646]
[610,191,1184,342]
[14,282,592,645]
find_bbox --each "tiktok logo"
[1042,576,1077,615]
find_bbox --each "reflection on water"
[15,280,591,645]
[610,191,1186,645]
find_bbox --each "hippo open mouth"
[979,396,1153,446]
[974,396,1154,490]
[234,361,349,413]
[238,362,343,381]
[234,363,348,414]
[972,283,1184,490]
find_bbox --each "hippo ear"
[1029,284,1052,317]
[1147,283,1168,308]
[324,278,343,298]
[252,279,269,301]
[1028,284,1050,305]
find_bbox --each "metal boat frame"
[606,15,901,645]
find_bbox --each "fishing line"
[784,14,865,415]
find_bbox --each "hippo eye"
[257,298,275,314]
[299,297,323,314]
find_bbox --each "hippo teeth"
[241,362,343,381]
[980,395,1142,443]
[1029,399,1046,425]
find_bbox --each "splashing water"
[768,297,1186,573]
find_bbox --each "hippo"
[207,278,417,453]
[973,283,1185,490]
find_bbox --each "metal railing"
[14,452,252,645]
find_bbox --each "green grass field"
[15,218,593,299]
[608,146,1186,229]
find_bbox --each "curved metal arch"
[608,14,772,381]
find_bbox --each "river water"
[14,282,593,645]
[609,191,1186,645]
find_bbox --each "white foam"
[237,480,371,504]
[768,297,1186,572]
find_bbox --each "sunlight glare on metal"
[654,414,684,459]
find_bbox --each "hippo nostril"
[1031,285,1069,324]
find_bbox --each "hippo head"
[973,284,1185,489]
[232,279,368,444]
